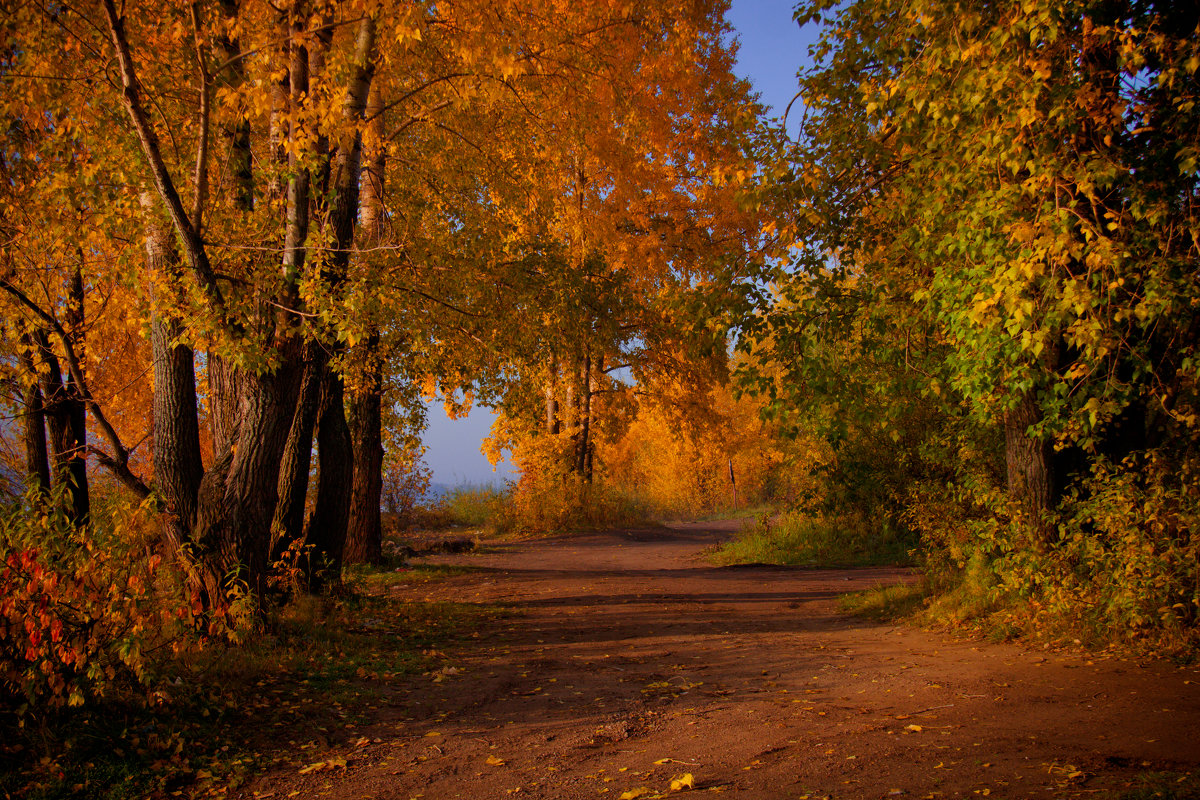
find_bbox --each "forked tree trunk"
[193,355,302,599]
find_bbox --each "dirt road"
[242,521,1200,799]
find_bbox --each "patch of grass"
[1104,771,1200,799]
[839,581,928,621]
[346,560,481,587]
[1,566,498,800]
[689,503,773,523]
[709,509,916,568]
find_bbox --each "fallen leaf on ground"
[619,788,650,799]
[670,773,695,791]
[486,755,506,766]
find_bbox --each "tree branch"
[0,277,151,499]
[101,0,228,323]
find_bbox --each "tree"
[5,0,769,603]
[745,0,1200,636]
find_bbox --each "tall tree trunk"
[1004,391,1056,545]
[36,330,88,525]
[272,340,327,560]
[304,369,354,588]
[18,337,50,499]
[545,351,560,435]
[346,334,383,565]
[64,266,89,523]
[575,352,593,482]
[215,0,252,212]
[301,14,377,582]
[345,81,386,566]
[142,192,204,540]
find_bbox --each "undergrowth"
[0,563,494,800]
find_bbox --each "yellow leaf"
[619,789,650,800]
[298,761,326,774]
[670,773,695,791]
[486,755,506,766]
[905,724,923,732]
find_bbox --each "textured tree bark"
[346,333,384,565]
[1004,391,1056,544]
[304,369,354,588]
[142,193,204,539]
[207,355,241,457]
[194,355,301,598]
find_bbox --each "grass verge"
[709,509,916,568]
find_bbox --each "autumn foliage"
[0,491,251,712]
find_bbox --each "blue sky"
[420,0,816,487]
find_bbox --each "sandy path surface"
[241,521,1200,800]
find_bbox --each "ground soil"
[240,520,1200,800]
